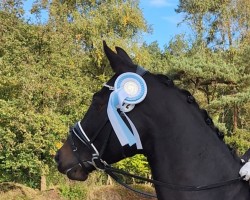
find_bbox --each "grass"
[0,182,64,200]
[87,184,155,200]
[0,182,156,200]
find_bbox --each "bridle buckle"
[72,146,77,152]
[92,155,107,170]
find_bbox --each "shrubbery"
[0,0,249,191]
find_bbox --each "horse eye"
[91,98,104,111]
[91,90,109,111]
[98,103,105,111]
[93,101,105,111]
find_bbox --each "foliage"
[115,154,151,183]
[0,0,149,188]
[56,171,108,200]
[175,0,249,139]
[0,0,249,191]
[59,183,87,200]
[225,128,250,155]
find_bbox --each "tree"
[0,0,150,188]
[173,0,250,153]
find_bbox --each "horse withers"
[55,41,250,200]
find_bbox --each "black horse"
[55,42,250,200]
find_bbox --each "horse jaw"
[65,164,88,181]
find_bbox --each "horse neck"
[139,84,244,199]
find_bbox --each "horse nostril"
[55,152,60,163]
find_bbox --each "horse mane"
[155,74,237,155]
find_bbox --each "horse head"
[55,42,250,200]
[55,41,153,181]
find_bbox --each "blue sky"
[23,0,189,49]
[140,0,189,48]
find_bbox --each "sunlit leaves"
[0,0,149,188]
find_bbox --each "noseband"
[68,120,111,173]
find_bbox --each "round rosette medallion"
[114,72,147,105]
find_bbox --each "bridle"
[65,67,245,198]
[67,120,111,173]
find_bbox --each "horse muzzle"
[64,163,89,181]
[54,150,89,181]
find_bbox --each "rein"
[69,122,245,198]
[104,166,244,191]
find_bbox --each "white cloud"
[149,0,173,7]
[162,16,181,24]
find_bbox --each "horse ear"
[103,41,136,74]
[115,46,133,64]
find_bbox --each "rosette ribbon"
[107,72,147,149]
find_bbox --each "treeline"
[0,0,249,190]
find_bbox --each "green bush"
[59,183,87,200]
